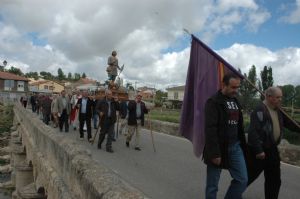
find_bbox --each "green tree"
[67,72,72,80]
[238,65,260,112]
[25,72,39,80]
[74,73,81,81]
[82,73,86,78]
[281,84,295,107]
[294,85,300,108]
[57,68,65,81]
[6,66,24,76]
[125,82,134,91]
[260,66,273,91]
[154,90,168,107]
[40,71,54,80]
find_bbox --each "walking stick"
[90,115,103,145]
[116,114,120,138]
[148,113,156,152]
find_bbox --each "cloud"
[280,0,300,24]
[0,0,272,89]
[218,44,300,86]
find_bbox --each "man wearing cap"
[126,93,149,151]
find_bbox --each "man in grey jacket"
[56,90,71,132]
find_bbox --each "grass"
[0,105,14,134]
[150,107,300,145]
[149,108,180,123]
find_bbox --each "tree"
[57,68,65,81]
[294,85,300,108]
[281,84,295,107]
[6,66,24,76]
[67,72,72,80]
[154,90,168,107]
[74,73,81,81]
[82,73,86,78]
[238,65,260,112]
[125,82,134,91]
[40,71,54,80]
[25,72,39,80]
[260,66,273,91]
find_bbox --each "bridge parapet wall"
[14,104,146,199]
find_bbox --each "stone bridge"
[9,103,146,199]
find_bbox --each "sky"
[0,0,300,89]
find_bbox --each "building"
[137,86,156,100]
[29,80,65,94]
[166,85,185,108]
[0,71,29,102]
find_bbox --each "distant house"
[166,85,185,101]
[0,71,29,102]
[166,85,185,109]
[29,80,65,94]
[137,86,156,100]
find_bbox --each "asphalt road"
[59,125,300,199]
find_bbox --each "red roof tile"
[0,71,29,81]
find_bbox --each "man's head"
[221,73,241,98]
[61,90,66,97]
[82,90,88,98]
[105,89,113,100]
[136,93,142,102]
[112,50,117,56]
[265,87,282,108]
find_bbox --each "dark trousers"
[31,104,36,112]
[59,109,69,132]
[79,113,91,139]
[247,146,281,199]
[98,119,114,149]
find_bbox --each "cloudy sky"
[0,0,300,89]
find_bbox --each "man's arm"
[281,111,300,133]
[248,110,264,155]
[204,99,221,162]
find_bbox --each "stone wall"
[14,104,146,199]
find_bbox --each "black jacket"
[96,99,119,127]
[76,98,94,119]
[203,90,247,169]
[248,102,300,155]
[127,100,148,126]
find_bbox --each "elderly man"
[56,90,71,132]
[96,89,119,153]
[247,86,300,199]
[126,93,148,151]
[76,90,94,141]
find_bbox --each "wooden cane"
[90,115,103,145]
[148,113,156,152]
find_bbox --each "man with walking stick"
[96,89,119,153]
[126,93,149,151]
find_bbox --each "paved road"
[57,125,300,199]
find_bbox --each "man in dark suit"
[126,93,148,151]
[76,90,94,141]
[96,89,119,153]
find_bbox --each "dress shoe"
[126,141,129,147]
[106,148,114,153]
[134,147,141,151]
[97,144,101,149]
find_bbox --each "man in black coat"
[76,90,94,141]
[96,89,119,153]
[126,93,148,151]
[203,73,248,199]
[247,86,300,199]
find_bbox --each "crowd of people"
[20,89,149,154]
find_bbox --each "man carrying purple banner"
[203,73,248,199]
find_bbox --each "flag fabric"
[180,35,243,157]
